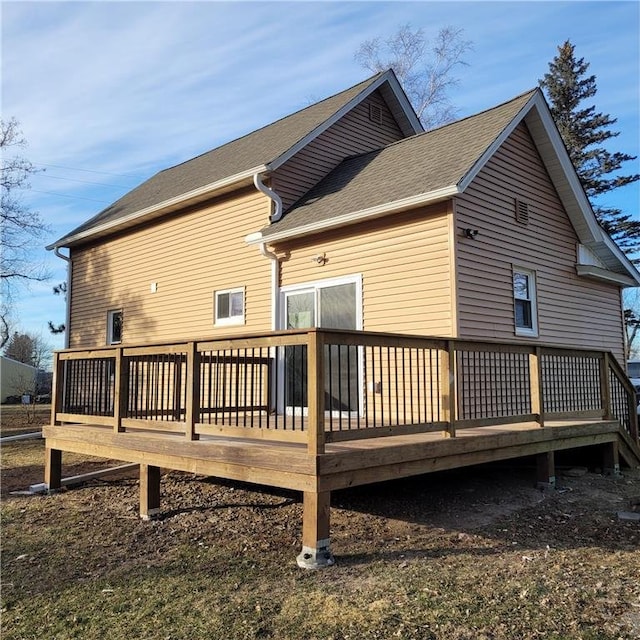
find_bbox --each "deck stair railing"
[51,329,639,454]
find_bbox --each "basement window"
[215,288,245,326]
[107,309,123,345]
[513,268,538,337]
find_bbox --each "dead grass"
[0,404,51,437]
[2,420,640,639]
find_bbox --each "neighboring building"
[1,356,38,403]
[48,70,639,361]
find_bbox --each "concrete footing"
[296,539,335,569]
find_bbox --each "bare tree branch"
[355,24,472,130]
[1,118,50,306]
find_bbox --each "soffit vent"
[369,103,383,124]
[515,198,530,225]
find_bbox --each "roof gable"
[258,90,537,239]
[49,70,421,250]
[256,88,639,286]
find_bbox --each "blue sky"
[2,0,639,352]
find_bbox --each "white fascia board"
[528,95,602,241]
[596,233,640,285]
[576,264,638,288]
[245,185,459,245]
[268,71,422,173]
[46,164,268,250]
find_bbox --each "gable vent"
[369,103,383,124]
[515,198,530,225]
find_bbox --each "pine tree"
[539,40,639,256]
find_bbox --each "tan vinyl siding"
[69,188,272,348]
[456,122,624,359]
[272,90,405,210]
[276,202,454,337]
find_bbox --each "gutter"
[253,173,282,330]
[53,247,72,349]
[46,164,268,250]
[245,185,460,245]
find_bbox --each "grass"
[2,415,640,639]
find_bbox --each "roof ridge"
[156,71,388,176]
[330,86,540,164]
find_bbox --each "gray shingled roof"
[261,89,538,238]
[51,72,391,247]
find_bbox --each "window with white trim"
[107,309,123,344]
[214,288,245,325]
[513,268,538,337]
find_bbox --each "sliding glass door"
[282,277,361,414]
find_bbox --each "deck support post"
[530,347,544,427]
[441,341,456,438]
[297,491,334,569]
[602,441,621,477]
[139,464,161,520]
[536,451,556,489]
[44,448,62,492]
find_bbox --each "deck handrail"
[51,330,639,452]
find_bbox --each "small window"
[215,288,244,325]
[513,268,538,337]
[107,309,123,344]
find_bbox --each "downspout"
[260,243,279,331]
[253,173,283,222]
[53,247,71,349]
[253,173,282,330]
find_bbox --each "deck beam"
[297,491,334,569]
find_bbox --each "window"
[107,309,123,344]
[513,268,538,337]
[215,288,244,325]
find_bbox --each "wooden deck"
[43,418,634,494]
[43,329,640,567]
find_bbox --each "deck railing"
[51,329,639,453]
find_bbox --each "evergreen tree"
[4,332,36,366]
[539,40,639,256]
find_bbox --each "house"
[1,356,38,403]
[44,70,640,567]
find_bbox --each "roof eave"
[576,264,638,288]
[46,164,268,250]
[246,185,459,245]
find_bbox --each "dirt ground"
[2,407,640,639]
